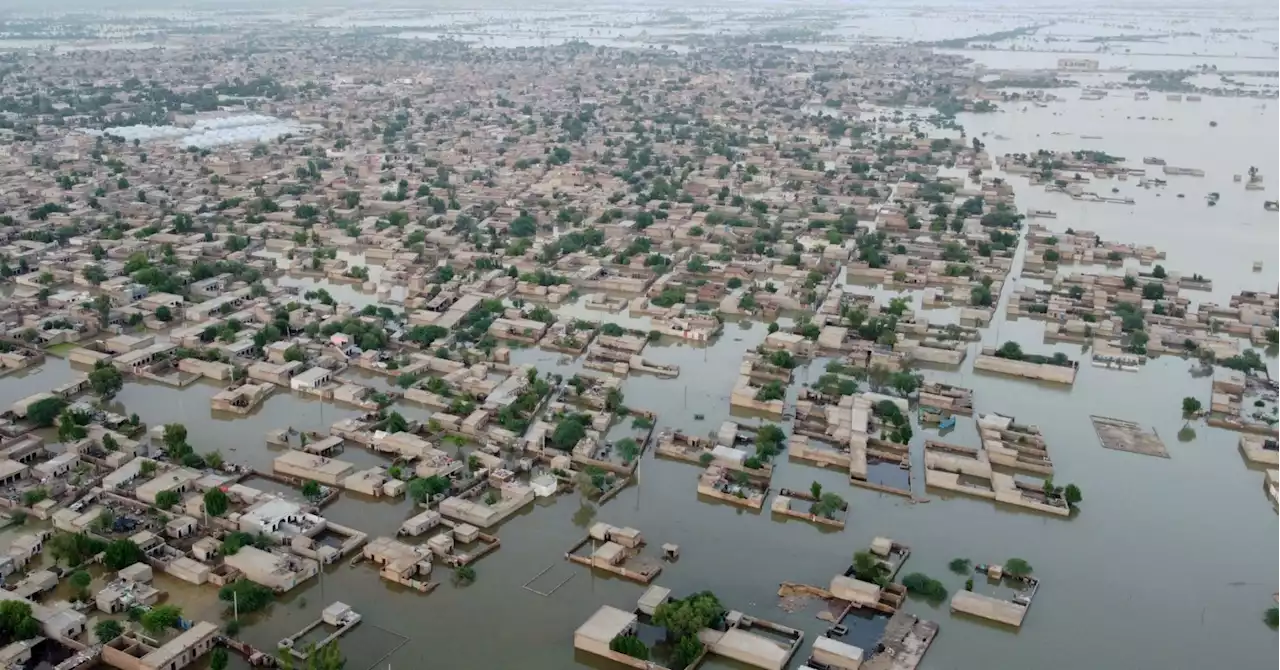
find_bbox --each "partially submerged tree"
[1004,558,1033,578]
[851,550,890,586]
[809,492,845,519]
[902,573,948,602]
[219,580,274,614]
[1267,606,1279,630]
[653,591,724,640]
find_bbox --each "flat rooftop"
[575,605,636,644]
[274,450,354,476]
[950,590,1028,627]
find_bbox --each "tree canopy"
[26,396,67,427]
[94,619,124,643]
[219,580,274,613]
[104,539,146,570]
[204,488,230,516]
[0,600,40,645]
[88,361,124,398]
[140,604,183,634]
[652,590,723,640]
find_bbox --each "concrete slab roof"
[950,590,1028,627]
[714,628,791,669]
[575,605,636,644]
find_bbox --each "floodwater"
[3,10,1278,670]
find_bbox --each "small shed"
[453,523,479,544]
[427,533,454,556]
[119,563,154,583]
[593,541,626,566]
[711,444,748,465]
[321,602,356,626]
[811,636,865,670]
[637,585,672,616]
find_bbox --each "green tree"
[48,532,106,566]
[996,341,1023,360]
[653,591,723,640]
[609,635,649,660]
[673,635,704,668]
[384,411,409,433]
[204,488,230,516]
[1064,483,1082,507]
[219,580,274,613]
[26,396,67,427]
[0,600,40,644]
[604,387,625,413]
[162,423,188,450]
[301,480,322,500]
[94,619,124,643]
[21,488,48,507]
[1267,607,1279,630]
[949,557,972,574]
[1181,397,1202,415]
[89,361,124,399]
[616,438,640,464]
[454,565,476,585]
[902,573,948,602]
[851,550,890,586]
[210,647,230,670]
[550,415,589,450]
[809,492,845,519]
[103,539,145,570]
[407,476,450,503]
[809,481,823,499]
[754,380,786,402]
[82,264,108,285]
[155,490,180,510]
[58,412,88,442]
[69,570,92,600]
[155,305,172,322]
[140,604,183,634]
[889,371,921,397]
[1004,558,1033,578]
